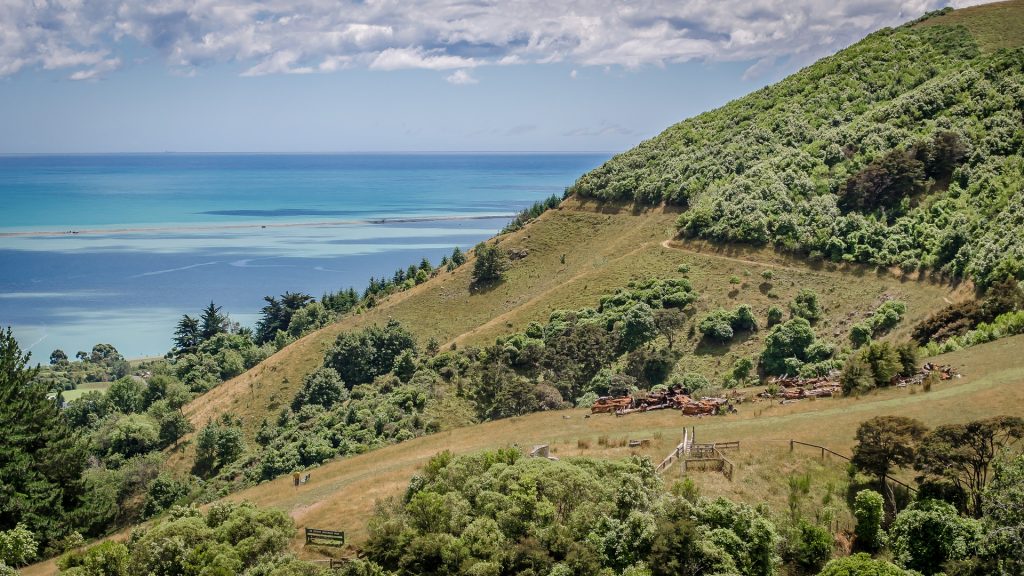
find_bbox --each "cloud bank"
[0,0,995,80]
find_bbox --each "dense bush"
[699,305,757,343]
[568,19,1024,289]
[889,499,983,574]
[818,553,911,576]
[364,450,780,576]
[324,320,417,387]
[760,318,819,375]
[57,502,315,576]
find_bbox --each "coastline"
[0,213,516,238]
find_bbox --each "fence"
[683,446,735,481]
[655,428,692,474]
[790,439,917,493]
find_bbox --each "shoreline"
[0,213,515,238]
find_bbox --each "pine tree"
[173,314,201,355]
[0,327,86,547]
[199,301,227,341]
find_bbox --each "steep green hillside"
[570,1,1024,288]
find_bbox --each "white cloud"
[370,48,477,71]
[446,69,478,84]
[0,0,1003,80]
[68,58,122,81]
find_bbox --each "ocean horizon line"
[0,150,617,157]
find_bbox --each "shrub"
[681,373,711,393]
[840,356,874,396]
[889,499,982,574]
[0,524,37,567]
[699,309,735,342]
[792,520,832,574]
[766,306,784,327]
[818,553,909,576]
[698,305,757,343]
[291,367,346,411]
[849,322,872,348]
[760,318,816,375]
[853,490,885,552]
[790,290,822,321]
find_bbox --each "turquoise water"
[0,153,607,358]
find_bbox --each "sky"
[0,0,994,153]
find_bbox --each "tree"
[895,342,918,377]
[840,354,875,396]
[256,292,315,344]
[915,416,1024,517]
[653,308,687,350]
[172,315,201,356]
[450,246,466,268]
[89,343,122,365]
[840,148,925,217]
[621,303,657,351]
[792,520,832,574]
[853,489,885,552]
[94,413,160,459]
[888,499,982,575]
[199,301,228,341]
[860,341,902,387]
[324,320,416,387]
[471,242,508,284]
[760,318,816,375]
[291,367,346,411]
[981,454,1024,575]
[49,349,68,366]
[106,377,146,414]
[699,309,735,343]
[732,357,754,383]
[193,416,245,477]
[0,327,86,547]
[852,416,928,507]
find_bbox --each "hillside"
[570,0,1024,289]
[19,3,1024,575]
[175,200,958,447]
[24,334,1023,576]
[231,333,1024,550]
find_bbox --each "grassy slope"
[918,0,1024,51]
[175,199,957,452]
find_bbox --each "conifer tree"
[0,327,86,547]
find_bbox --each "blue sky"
[0,0,990,153]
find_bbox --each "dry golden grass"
[918,0,1024,52]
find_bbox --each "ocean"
[0,153,608,359]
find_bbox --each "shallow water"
[0,153,607,358]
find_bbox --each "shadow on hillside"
[468,279,504,296]
[694,330,757,357]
